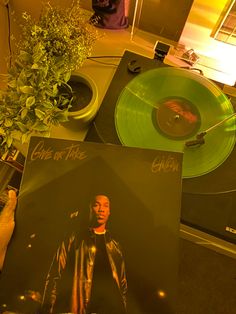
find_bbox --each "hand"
[0,189,17,271]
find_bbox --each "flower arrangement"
[0,1,98,155]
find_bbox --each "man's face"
[91,195,110,226]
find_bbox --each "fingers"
[0,190,17,270]
[0,189,17,223]
[6,189,17,211]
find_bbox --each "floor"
[177,237,236,314]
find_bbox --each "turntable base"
[86,50,236,245]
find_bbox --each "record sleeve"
[0,136,183,314]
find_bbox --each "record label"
[153,96,201,139]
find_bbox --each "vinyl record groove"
[115,67,236,178]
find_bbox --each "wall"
[8,0,75,51]
[0,3,10,86]
[0,0,75,87]
[179,0,236,74]
[179,0,236,85]
[79,0,92,11]
[0,0,235,80]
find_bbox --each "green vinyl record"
[115,67,236,178]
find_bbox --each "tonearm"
[185,112,236,147]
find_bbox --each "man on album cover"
[41,194,127,314]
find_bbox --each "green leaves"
[35,108,46,120]
[19,50,31,63]
[4,119,13,127]
[41,101,53,109]
[0,0,98,156]
[32,121,49,131]
[26,96,35,108]
[19,86,34,94]
[6,136,13,148]
[33,42,45,63]
[31,63,39,69]
[21,108,28,119]
[63,71,71,83]
[53,84,58,96]
[53,110,69,123]
[16,121,28,133]
[0,127,5,135]
[21,133,30,144]
[7,80,17,88]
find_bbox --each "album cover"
[0,136,183,314]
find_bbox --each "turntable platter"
[115,67,236,178]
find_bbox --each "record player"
[85,50,236,244]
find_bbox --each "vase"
[67,72,99,125]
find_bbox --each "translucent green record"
[115,67,236,178]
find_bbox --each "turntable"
[86,50,236,244]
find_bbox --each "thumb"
[0,190,17,270]
[0,189,17,223]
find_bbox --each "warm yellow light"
[70,210,79,218]
[157,290,167,298]
[25,290,42,303]
[91,246,96,253]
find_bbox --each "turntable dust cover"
[0,136,183,314]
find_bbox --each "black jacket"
[41,229,127,314]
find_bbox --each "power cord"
[6,2,12,67]
[87,55,123,67]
